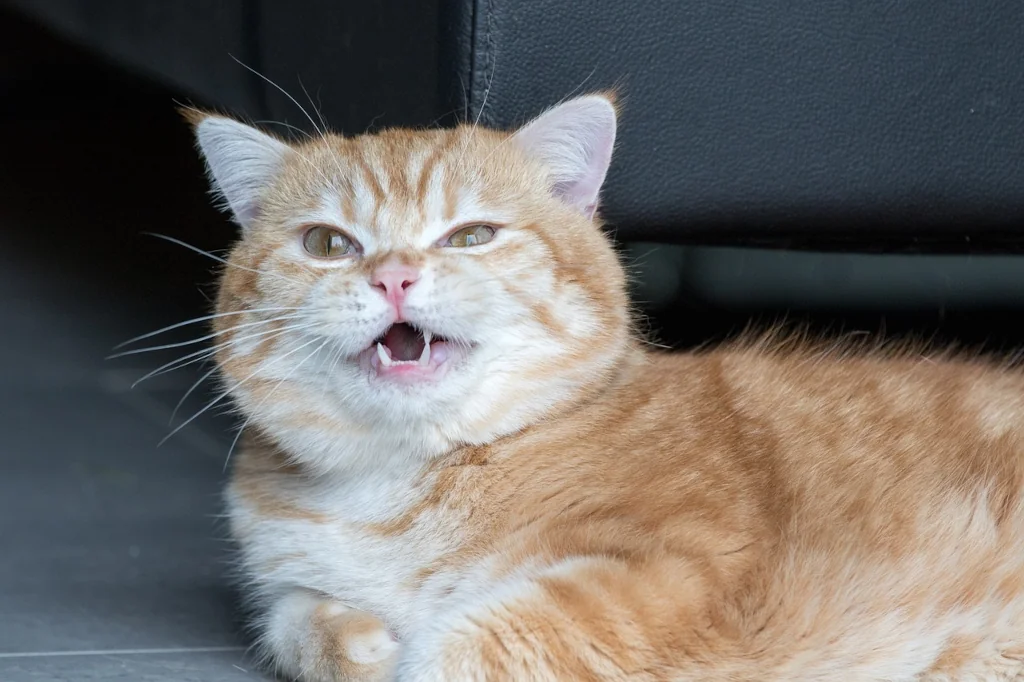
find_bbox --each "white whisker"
[252,119,314,140]
[161,334,326,446]
[317,338,349,403]
[132,349,218,389]
[552,68,598,110]
[130,321,321,388]
[294,76,356,198]
[479,130,518,168]
[472,50,497,130]
[298,75,329,137]
[224,337,331,471]
[479,70,599,178]
[228,60,355,208]
[229,55,325,138]
[113,307,303,350]
[109,315,307,358]
[170,364,221,424]
[143,233,308,287]
[453,19,499,185]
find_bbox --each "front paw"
[264,591,398,682]
[305,603,398,682]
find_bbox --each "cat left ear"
[185,111,292,231]
[513,93,617,218]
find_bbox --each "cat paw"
[306,603,398,681]
[264,591,399,682]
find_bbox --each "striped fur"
[188,95,1024,681]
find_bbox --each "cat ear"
[187,113,292,231]
[513,93,617,218]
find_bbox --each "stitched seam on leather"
[465,0,479,121]
[470,0,496,125]
[481,0,496,126]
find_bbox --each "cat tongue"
[383,323,425,362]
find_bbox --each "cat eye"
[302,225,357,258]
[444,224,496,248]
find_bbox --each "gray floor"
[0,40,268,679]
[0,222,260,680]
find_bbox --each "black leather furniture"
[7,0,1023,250]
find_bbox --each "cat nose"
[371,264,420,312]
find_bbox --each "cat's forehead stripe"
[414,141,450,212]
[354,150,387,207]
[304,132,499,249]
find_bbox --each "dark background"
[4,8,1024,357]
[1,5,1023,679]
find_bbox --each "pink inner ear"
[555,126,615,218]
[514,96,617,218]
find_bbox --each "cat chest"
[228,471,462,630]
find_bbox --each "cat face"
[193,95,631,471]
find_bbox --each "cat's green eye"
[445,224,496,248]
[303,225,356,258]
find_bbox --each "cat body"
[229,347,1024,681]
[186,95,1024,680]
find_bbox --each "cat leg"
[395,557,687,682]
[261,589,399,682]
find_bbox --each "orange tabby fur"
[187,95,1024,681]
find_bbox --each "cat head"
[190,94,632,473]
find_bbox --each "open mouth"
[364,322,455,381]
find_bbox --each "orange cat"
[184,94,1024,681]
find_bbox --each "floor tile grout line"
[0,646,247,659]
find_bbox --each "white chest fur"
[227,460,461,636]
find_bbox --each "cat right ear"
[184,111,291,231]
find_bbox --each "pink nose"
[371,264,420,311]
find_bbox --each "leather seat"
[7,0,1022,249]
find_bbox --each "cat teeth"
[419,331,433,366]
[376,342,393,367]
[376,333,432,369]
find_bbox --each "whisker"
[227,59,355,206]
[171,365,220,424]
[478,70,599,180]
[132,352,218,389]
[363,111,386,133]
[453,20,499,184]
[223,337,331,471]
[424,105,468,130]
[297,76,329,136]
[130,322,320,388]
[552,68,598,110]
[479,130,518,168]
[229,55,325,138]
[252,119,314,140]
[293,77,356,199]
[112,307,304,350]
[318,339,348,402]
[142,232,308,286]
[109,315,307,358]
[458,74,469,122]
[472,48,496,130]
[261,114,344,191]
[161,334,326,446]
[251,115,350,203]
